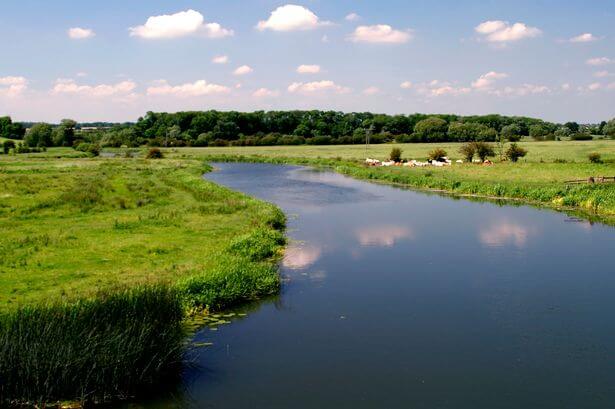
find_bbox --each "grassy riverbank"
[0,155,285,405]
[167,140,615,224]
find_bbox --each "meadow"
[169,140,615,223]
[0,154,285,404]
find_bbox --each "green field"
[168,140,615,223]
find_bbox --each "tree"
[500,124,522,142]
[24,123,53,147]
[554,127,572,139]
[3,140,15,154]
[529,124,551,141]
[564,122,580,133]
[604,119,615,139]
[52,119,77,146]
[428,148,447,162]
[414,117,448,142]
[473,142,495,161]
[0,116,25,140]
[389,147,402,162]
[505,143,527,162]
[459,143,475,162]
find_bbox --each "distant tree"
[459,143,476,162]
[500,124,522,142]
[472,142,495,162]
[3,140,15,154]
[564,122,580,133]
[604,119,615,139]
[414,117,448,142]
[598,121,607,135]
[505,143,528,162]
[52,119,77,146]
[389,147,402,162]
[529,124,551,141]
[0,116,26,140]
[554,127,572,139]
[24,123,53,147]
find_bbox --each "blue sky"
[0,0,614,123]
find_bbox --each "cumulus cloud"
[475,20,541,43]
[472,71,508,89]
[587,82,602,91]
[594,70,613,78]
[68,27,95,39]
[400,81,413,89]
[348,25,412,44]
[499,84,550,96]
[287,80,351,95]
[129,9,233,39]
[252,88,280,98]
[146,79,230,97]
[570,33,598,43]
[212,55,229,64]
[233,65,253,76]
[296,64,321,74]
[256,5,330,32]
[418,80,470,97]
[0,76,28,97]
[345,13,361,22]
[586,57,612,66]
[52,79,136,97]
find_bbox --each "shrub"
[75,143,101,157]
[145,148,164,159]
[428,148,447,162]
[458,143,476,162]
[505,143,528,162]
[588,152,602,163]
[389,147,402,162]
[571,133,593,141]
[2,140,15,154]
[473,142,495,161]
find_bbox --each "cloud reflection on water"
[282,243,322,269]
[355,225,414,247]
[479,220,537,248]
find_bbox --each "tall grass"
[0,286,185,406]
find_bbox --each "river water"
[139,162,615,409]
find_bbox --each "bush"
[145,148,164,159]
[505,143,528,162]
[571,133,593,141]
[389,147,402,162]
[428,148,447,162]
[75,143,100,157]
[473,142,495,161]
[588,152,602,163]
[458,143,476,162]
[2,140,15,154]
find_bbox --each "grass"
[164,140,615,224]
[0,154,285,404]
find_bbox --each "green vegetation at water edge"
[0,155,285,405]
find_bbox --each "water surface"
[143,163,615,408]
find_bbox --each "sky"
[0,0,614,123]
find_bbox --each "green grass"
[0,154,286,404]
[165,140,615,224]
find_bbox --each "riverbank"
[167,142,615,225]
[0,155,285,405]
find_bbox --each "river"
[137,162,615,409]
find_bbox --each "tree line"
[2,111,614,149]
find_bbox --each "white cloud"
[288,80,351,95]
[146,79,230,97]
[233,65,253,76]
[129,9,233,39]
[594,71,613,78]
[588,82,602,91]
[475,20,541,43]
[212,55,229,64]
[362,86,380,95]
[256,5,330,32]
[418,80,470,97]
[345,13,361,22]
[296,64,321,74]
[561,83,571,91]
[321,35,329,43]
[500,84,550,96]
[586,57,612,66]
[252,88,280,98]
[570,33,598,43]
[400,81,413,89]
[68,27,95,40]
[472,71,508,89]
[52,79,136,97]
[348,25,412,44]
[0,76,28,97]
